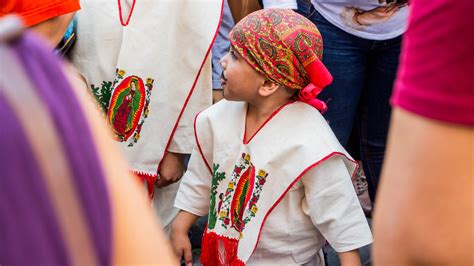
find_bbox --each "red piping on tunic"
[195,120,359,263]
[242,100,295,145]
[193,110,213,174]
[147,0,225,198]
[249,152,358,259]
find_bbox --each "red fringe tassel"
[201,231,245,266]
[132,171,157,199]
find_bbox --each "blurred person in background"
[373,0,474,264]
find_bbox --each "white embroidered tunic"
[175,100,372,265]
[71,0,222,193]
[71,0,223,230]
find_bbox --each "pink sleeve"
[392,0,474,125]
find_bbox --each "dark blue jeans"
[297,2,402,202]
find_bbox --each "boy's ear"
[258,80,280,97]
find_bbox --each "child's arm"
[171,150,211,265]
[338,249,362,266]
[171,111,214,264]
[171,134,213,264]
[170,211,200,266]
[374,108,473,265]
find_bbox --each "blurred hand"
[156,151,185,188]
[170,227,193,266]
[354,3,404,26]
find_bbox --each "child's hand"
[157,151,185,188]
[338,249,362,266]
[170,228,193,266]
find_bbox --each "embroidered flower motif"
[250,195,258,203]
[258,170,266,176]
[219,210,228,218]
[227,182,235,190]
[234,166,242,175]
[117,69,126,78]
[208,164,227,230]
[244,154,251,161]
[251,205,258,214]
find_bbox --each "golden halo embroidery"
[107,69,154,146]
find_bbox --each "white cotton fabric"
[71,0,221,227]
[175,100,372,264]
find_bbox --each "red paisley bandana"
[229,9,333,111]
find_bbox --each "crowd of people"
[0,0,472,265]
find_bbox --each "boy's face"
[220,47,265,102]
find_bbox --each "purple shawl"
[0,32,112,265]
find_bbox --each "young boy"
[172,9,372,265]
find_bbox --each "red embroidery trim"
[156,0,224,180]
[117,0,137,27]
[132,170,157,199]
[194,111,213,174]
[243,100,295,145]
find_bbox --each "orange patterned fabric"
[229,9,325,90]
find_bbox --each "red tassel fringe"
[201,231,245,266]
[132,171,157,199]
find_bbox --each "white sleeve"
[174,148,212,216]
[301,156,373,253]
[263,0,297,9]
[167,55,213,154]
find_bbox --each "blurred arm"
[373,108,473,265]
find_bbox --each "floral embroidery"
[209,153,268,237]
[208,163,226,230]
[90,80,113,113]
